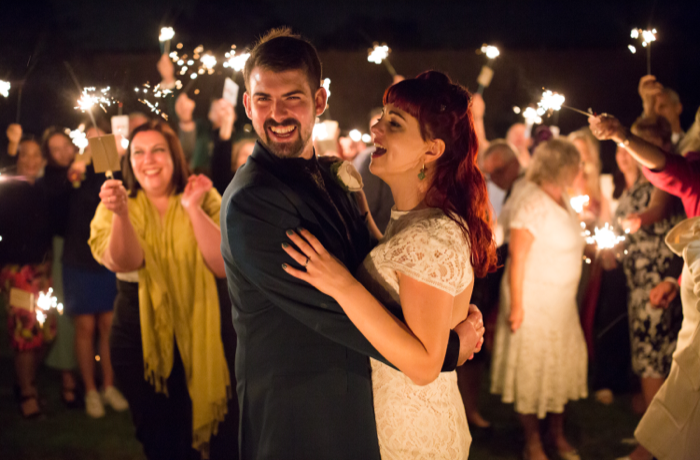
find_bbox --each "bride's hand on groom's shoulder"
[455,304,485,366]
[281,228,357,298]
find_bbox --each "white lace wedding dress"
[357,207,473,459]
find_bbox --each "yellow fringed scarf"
[90,189,230,455]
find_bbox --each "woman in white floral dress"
[281,71,497,459]
[491,139,588,460]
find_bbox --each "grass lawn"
[0,306,642,459]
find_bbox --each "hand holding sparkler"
[476,44,500,95]
[159,27,175,56]
[157,53,176,88]
[6,123,21,156]
[99,179,129,217]
[588,114,625,143]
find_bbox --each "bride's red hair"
[384,71,497,277]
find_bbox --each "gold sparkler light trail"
[134,83,170,120]
[0,80,10,98]
[480,44,500,60]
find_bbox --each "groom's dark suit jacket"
[220,142,460,460]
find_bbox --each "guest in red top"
[589,114,700,219]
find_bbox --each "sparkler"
[159,27,175,56]
[35,288,63,326]
[223,50,250,72]
[0,80,9,98]
[134,83,170,120]
[476,44,500,95]
[322,78,331,99]
[74,87,115,113]
[368,43,397,77]
[583,223,626,250]
[200,53,217,74]
[630,27,656,75]
[537,89,592,118]
[570,195,590,214]
[66,124,88,154]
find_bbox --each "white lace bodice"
[360,207,473,303]
[359,207,473,459]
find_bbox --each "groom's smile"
[243,67,328,160]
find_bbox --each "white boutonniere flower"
[331,160,364,192]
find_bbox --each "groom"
[220,28,477,459]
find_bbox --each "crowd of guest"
[1,41,699,460]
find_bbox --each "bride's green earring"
[418,163,426,181]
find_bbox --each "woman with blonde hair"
[492,139,588,460]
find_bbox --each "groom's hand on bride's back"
[454,304,485,366]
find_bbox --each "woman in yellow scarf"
[89,120,232,459]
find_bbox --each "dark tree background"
[1,0,698,172]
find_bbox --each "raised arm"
[182,175,226,278]
[225,185,464,371]
[589,115,666,170]
[96,179,144,272]
[508,227,534,332]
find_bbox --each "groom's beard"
[261,118,310,159]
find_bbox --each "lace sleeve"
[509,190,548,238]
[384,216,473,296]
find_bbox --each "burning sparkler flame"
[36,288,62,325]
[66,125,88,154]
[628,45,637,54]
[368,44,390,64]
[0,80,10,98]
[322,78,331,99]
[75,87,114,113]
[570,195,590,214]
[522,107,542,125]
[480,44,500,60]
[538,90,566,112]
[224,52,250,72]
[159,27,175,42]
[200,53,217,70]
[584,223,626,249]
[631,28,656,46]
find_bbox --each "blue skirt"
[62,264,117,316]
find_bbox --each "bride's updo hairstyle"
[383,71,497,277]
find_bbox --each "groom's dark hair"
[243,27,322,93]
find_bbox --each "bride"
[281,71,497,459]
